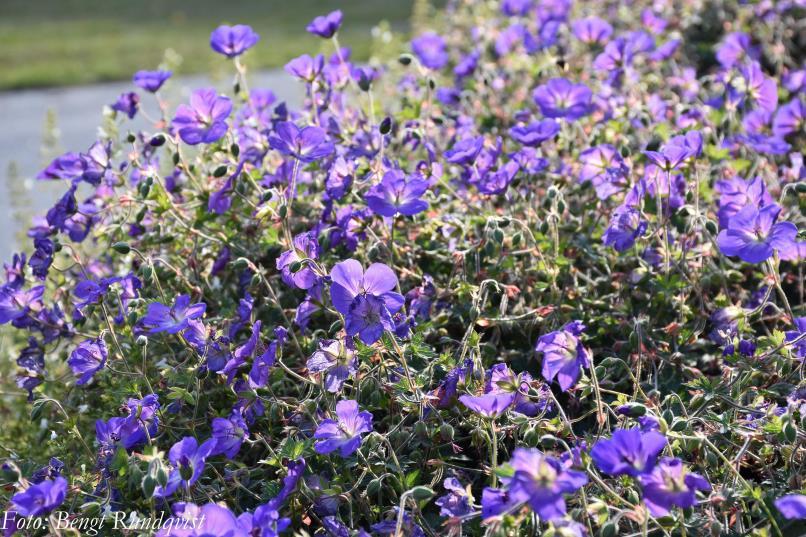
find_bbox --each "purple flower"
[329,259,404,345]
[784,318,806,360]
[269,122,334,162]
[155,436,216,497]
[535,321,591,391]
[509,119,560,147]
[141,294,206,334]
[210,411,249,459]
[365,169,429,217]
[111,91,139,119]
[603,204,647,252]
[284,53,325,82]
[732,62,778,112]
[314,400,373,457]
[532,78,592,120]
[717,203,798,263]
[493,448,588,521]
[436,477,473,518]
[172,88,232,145]
[572,17,613,44]
[459,392,516,418]
[67,337,107,385]
[715,176,773,228]
[0,285,44,324]
[716,32,760,69]
[210,24,260,57]
[578,144,629,200]
[773,99,805,138]
[277,232,320,289]
[133,70,172,92]
[486,363,554,417]
[10,476,67,517]
[445,136,484,165]
[156,503,249,537]
[411,32,449,70]
[775,494,806,520]
[306,10,343,38]
[590,428,667,477]
[307,338,357,393]
[639,458,711,516]
[37,152,84,182]
[96,394,160,451]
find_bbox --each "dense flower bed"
[1,0,805,535]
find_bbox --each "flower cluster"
[1,1,805,536]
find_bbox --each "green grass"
[0,0,423,90]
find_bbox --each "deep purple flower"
[37,152,84,182]
[773,99,805,138]
[210,411,249,459]
[307,338,357,393]
[445,136,485,165]
[277,232,320,289]
[411,32,449,70]
[329,259,404,345]
[717,203,798,263]
[603,204,647,252]
[172,88,232,145]
[248,326,287,389]
[365,169,429,217]
[306,10,342,38]
[732,62,778,112]
[532,78,592,120]
[141,294,206,334]
[509,119,560,147]
[498,448,588,521]
[155,436,216,497]
[314,400,373,457]
[436,477,474,518]
[535,321,590,391]
[715,176,773,228]
[210,24,260,57]
[10,476,67,517]
[572,17,613,44]
[784,317,806,360]
[67,337,107,385]
[111,91,139,119]
[0,285,44,324]
[639,458,711,516]
[269,122,334,162]
[133,70,172,92]
[775,494,806,520]
[590,428,667,477]
[459,392,516,418]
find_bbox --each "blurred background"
[0,0,438,260]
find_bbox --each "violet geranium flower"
[209,411,249,459]
[535,321,591,391]
[133,70,172,92]
[314,400,373,457]
[532,78,592,120]
[277,232,321,290]
[365,169,430,218]
[67,337,108,385]
[269,122,334,163]
[141,294,206,334]
[10,476,68,517]
[458,392,516,418]
[775,494,806,520]
[602,204,647,252]
[210,24,260,58]
[172,88,232,145]
[717,203,798,263]
[639,457,711,516]
[509,119,560,147]
[306,338,358,393]
[436,477,474,518]
[329,259,404,345]
[411,32,449,70]
[590,428,667,477]
[306,10,343,38]
[154,436,216,497]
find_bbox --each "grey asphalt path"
[0,70,301,262]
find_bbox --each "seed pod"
[230,143,240,158]
[379,117,393,135]
[213,165,228,177]
[398,54,413,66]
[112,242,131,254]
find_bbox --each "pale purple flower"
[67,337,107,385]
[436,478,474,518]
[773,99,805,138]
[639,458,711,516]
[509,119,560,146]
[590,428,667,477]
[314,400,373,456]
[716,32,760,69]
[133,70,172,92]
[307,338,357,393]
[535,321,591,391]
[269,122,334,162]
[10,476,67,517]
[602,205,647,252]
[578,144,629,200]
[775,494,806,520]
[572,17,613,44]
[209,411,249,459]
[306,10,343,38]
[717,203,798,263]
[141,294,206,334]
[111,92,139,119]
[277,232,320,289]
[411,32,449,70]
[458,392,516,418]
[284,54,325,82]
